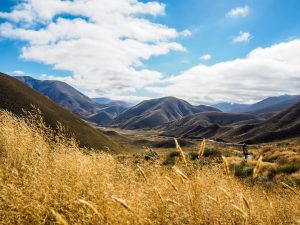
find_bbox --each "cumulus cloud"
[226,6,249,18]
[233,31,251,43]
[146,39,300,104]
[0,0,190,96]
[200,54,212,61]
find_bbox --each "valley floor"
[0,111,299,224]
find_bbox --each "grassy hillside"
[0,110,299,224]
[161,111,257,138]
[0,72,122,152]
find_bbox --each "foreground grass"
[0,110,299,224]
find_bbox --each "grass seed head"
[165,176,179,192]
[172,166,189,181]
[222,156,231,176]
[281,182,298,194]
[198,139,206,157]
[253,155,263,178]
[112,196,134,213]
[77,199,102,218]
[137,164,148,182]
[174,138,187,164]
[50,209,69,225]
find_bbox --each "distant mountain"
[219,101,300,143]
[212,95,300,118]
[93,97,112,105]
[0,72,122,152]
[93,98,132,108]
[211,102,249,113]
[88,111,113,125]
[87,103,130,125]
[246,95,300,117]
[89,98,130,125]
[245,95,298,112]
[111,96,220,130]
[161,111,257,138]
[15,76,102,117]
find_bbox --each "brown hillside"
[0,72,122,152]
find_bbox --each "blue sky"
[1,0,300,104]
[142,0,300,73]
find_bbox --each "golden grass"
[174,138,187,164]
[0,110,299,224]
[198,139,206,157]
[253,155,263,178]
[222,156,231,176]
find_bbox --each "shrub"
[203,148,222,157]
[277,163,300,174]
[162,151,180,165]
[232,162,253,178]
[188,151,199,160]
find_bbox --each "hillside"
[111,96,220,129]
[219,101,300,143]
[161,111,257,138]
[16,76,102,117]
[0,72,122,152]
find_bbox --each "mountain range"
[15,76,130,124]
[9,74,300,144]
[162,101,300,144]
[161,111,257,138]
[212,95,300,118]
[111,96,220,129]
[15,76,102,117]
[218,101,300,143]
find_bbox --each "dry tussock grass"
[0,110,299,224]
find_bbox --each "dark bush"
[188,151,199,161]
[154,138,193,148]
[277,164,300,174]
[233,162,253,178]
[162,151,180,166]
[203,148,222,157]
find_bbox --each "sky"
[0,0,300,104]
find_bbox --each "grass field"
[0,110,299,224]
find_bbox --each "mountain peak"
[111,96,219,130]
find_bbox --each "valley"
[1,1,300,224]
[0,73,299,224]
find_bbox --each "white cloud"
[146,39,300,104]
[233,31,251,43]
[11,70,26,75]
[0,0,190,96]
[200,54,212,61]
[226,6,249,18]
